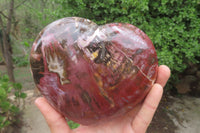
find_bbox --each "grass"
[68,121,80,129]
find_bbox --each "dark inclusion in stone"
[30,17,158,125]
[87,41,112,64]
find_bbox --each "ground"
[1,65,200,133]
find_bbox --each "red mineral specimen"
[30,17,158,125]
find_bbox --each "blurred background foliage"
[0,74,27,131]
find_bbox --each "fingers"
[131,83,163,133]
[35,97,71,133]
[131,65,170,132]
[156,65,171,87]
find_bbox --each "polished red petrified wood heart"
[30,17,158,125]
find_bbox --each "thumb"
[131,83,163,133]
[35,97,72,133]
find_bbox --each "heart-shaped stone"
[30,17,158,125]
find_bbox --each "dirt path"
[20,91,50,133]
[167,96,200,133]
[148,95,200,133]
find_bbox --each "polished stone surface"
[30,17,158,125]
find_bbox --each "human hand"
[35,65,170,133]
